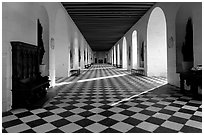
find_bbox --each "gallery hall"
[2,2,202,133]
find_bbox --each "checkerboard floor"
[2,64,202,133]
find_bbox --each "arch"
[73,35,79,69]
[55,8,69,77]
[122,37,128,69]
[128,43,131,68]
[132,30,138,69]
[117,44,120,66]
[147,7,167,77]
[70,42,73,69]
[176,6,194,72]
[112,48,114,65]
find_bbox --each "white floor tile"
[59,123,82,132]
[137,121,159,132]
[6,123,30,133]
[161,121,183,131]
[111,122,134,132]
[33,123,56,132]
[85,123,108,132]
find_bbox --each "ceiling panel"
[62,2,155,51]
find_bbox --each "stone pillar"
[73,38,79,69]
[117,44,120,66]
[49,37,55,87]
[80,40,84,69]
[122,38,128,69]
[113,46,117,66]
[112,48,114,65]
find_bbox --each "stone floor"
[2,64,202,133]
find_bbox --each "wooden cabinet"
[11,41,50,109]
[180,70,202,96]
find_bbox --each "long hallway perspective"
[2,64,202,133]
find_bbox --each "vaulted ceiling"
[62,2,156,51]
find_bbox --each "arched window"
[147,7,167,77]
[122,37,127,69]
[132,30,138,69]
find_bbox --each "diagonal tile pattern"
[2,64,202,133]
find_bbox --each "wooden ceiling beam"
[61,2,155,51]
[67,11,146,13]
[65,9,148,11]
[62,2,155,6]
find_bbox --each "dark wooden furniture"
[85,64,91,69]
[179,70,202,95]
[11,41,50,109]
[70,69,80,76]
[131,68,145,75]
[116,64,122,68]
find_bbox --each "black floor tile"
[122,117,142,126]
[36,111,54,118]
[51,119,71,128]
[98,118,119,127]
[3,119,23,128]
[75,119,95,127]
[58,111,74,118]
[120,110,135,116]
[190,115,202,122]
[74,128,92,133]
[44,105,59,110]
[145,117,165,125]
[169,103,183,108]
[101,128,122,133]
[135,104,149,109]
[168,116,188,124]
[2,111,13,117]
[140,109,157,116]
[153,126,178,133]
[78,111,95,117]
[26,119,47,128]
[20,129,36,133]
[152,103,166,108]
[15,111,34,118]
[178,108,196,114]
[159,109,176,115]
[127,127,151,133]
[47,128,64,133]
[180,125,202,133]
[99,110,115,117]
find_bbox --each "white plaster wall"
[55,8,70,77]
[112,2,202,87]
[80,38,85,69]
[2,2,50,112]
[2,2,93,112]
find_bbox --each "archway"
[117,44,120,66]
[147,7,167,77]
[132,30,137,69]
[128,44,131,69]
[55,8,69,77]
[122,37,127,69]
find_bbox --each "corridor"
[2,64,202,133]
